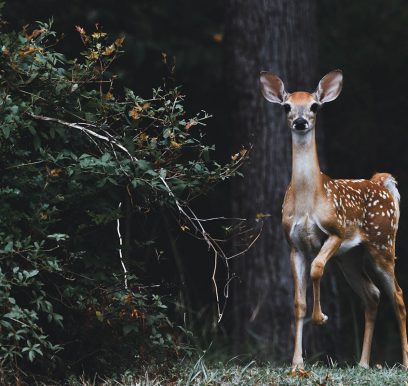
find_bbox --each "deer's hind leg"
[338,249,380,368]
[368,247,408,368]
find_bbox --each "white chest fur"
[289,214,325,254]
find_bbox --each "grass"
[63,360,408,386]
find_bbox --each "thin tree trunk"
[225,0,340,360]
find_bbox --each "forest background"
[1,0,408,382]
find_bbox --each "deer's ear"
[260,71,287,104]
[314,70,343,103]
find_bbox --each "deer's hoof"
[291,360,304,371]
[290,363,305,375]
[312,312,328,325]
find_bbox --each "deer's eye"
[283,104,291,113]
[310,103,319,113]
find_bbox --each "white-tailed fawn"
[260,70,407,369]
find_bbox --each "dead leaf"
[75,25,86,35]
[129,105,142,120]
[19,46,41,56]
[104,91,114,100]
[185,119,197,130]
[86,51,99,60]
[39,212,48,221]
[288,368,311,378]
[239,148,248,157]
[114,36,125,47]
[231,153,239,161]
[138,133,149,142]
[48,168,62,177]
[103,44,115,56]
[213,33,223,43]
[92,32,107,39]
[256,213,271,220]
[170,140,182,149]
[75,25,89,43]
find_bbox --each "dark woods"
[1,0,408,381]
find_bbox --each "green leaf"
[123,324,139,335]
[2,125,11,138]
[47,233,69,242]
[4,241,13,253]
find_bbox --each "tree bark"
[225,0,340,360]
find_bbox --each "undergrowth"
[61,360,408,385]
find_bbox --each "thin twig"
[192,216,247,222]
[160,176,226,322]
[185,205,227,321]
[226,222,263,260]
[5,160,45,169]
[117,202,128,290]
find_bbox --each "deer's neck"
[291,130,323,211]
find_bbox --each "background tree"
[224,0,341,359]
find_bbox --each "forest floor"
[64,361,408,386]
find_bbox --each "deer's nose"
[293,118,309,131]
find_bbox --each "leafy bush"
[0,11,244,382]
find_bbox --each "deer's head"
[260,70,343,134]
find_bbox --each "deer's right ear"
[260,72,287,104]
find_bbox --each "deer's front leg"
[310,235,341,325]
[290,249,307,369]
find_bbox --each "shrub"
[0,12,245,381]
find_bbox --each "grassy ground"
[64,360,408,386]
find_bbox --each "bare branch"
[28,113,137,161]
[117,202,128,290]
[192,216,247,222]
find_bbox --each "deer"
[259,69,408,370]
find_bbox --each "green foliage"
[0,18,243,381]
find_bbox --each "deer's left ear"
[314,70,343,103]
[260,71,287,104]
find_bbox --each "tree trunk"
[225,0,340,360]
